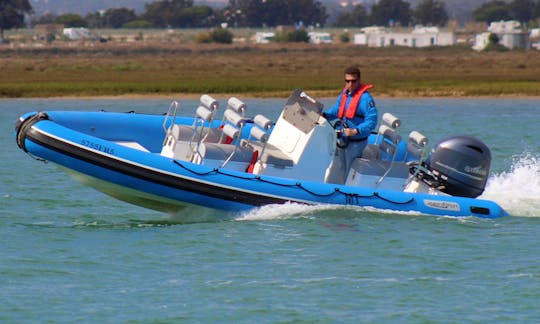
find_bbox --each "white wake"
[481,153,540,217]
[235,202,339,221]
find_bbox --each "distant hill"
[30,0,226,15]
[30,0,491,25]
[31,0,145,15]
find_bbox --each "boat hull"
[15,111,509,219]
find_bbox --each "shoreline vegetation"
[1,43,540,99]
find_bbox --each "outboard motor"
[427,135,491,198]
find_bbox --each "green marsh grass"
[1,44,539,98]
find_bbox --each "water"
[1,97,539,322]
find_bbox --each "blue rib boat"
[14,90,508,219]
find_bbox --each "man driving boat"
[322,65,378,184]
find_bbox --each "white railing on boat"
[162,100,179,145]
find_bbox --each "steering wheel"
[331,120,349,148]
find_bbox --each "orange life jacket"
[338,84,373,119]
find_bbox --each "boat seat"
[361,144,382,160]
[350,158,409,179]
[347,157,410,189]
[405,130,428,162]
[192,107,248,168]
[247,142,294,167]
[180,96,248,145]
[351,113,404,186]
[170,124,222,143]
[161,95,219,159]
[198,142,254,163]
[209,97,247,144]
[163,96,249,164]
[361,112,401,161]
[164,95,249,147]
[185,95,220,143]
[241,114,294,168]
[161,101,218,160]
[405,131,430,183]
[361,123,401,161]
[378,125,401,158]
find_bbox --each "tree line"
[2,0,540,38]
[335,0,540,28]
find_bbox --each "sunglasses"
[345,79,358,83]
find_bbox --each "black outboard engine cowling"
[428,135,491,198]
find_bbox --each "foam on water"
[235,202,338,221]
[481,153,540,217]
[235,202,425,222]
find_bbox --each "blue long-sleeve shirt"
[324,88,378,140]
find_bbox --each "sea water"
[1,98,539,323]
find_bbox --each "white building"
[353,26,455,48]
[472,32,492,51]
[353,26,387,47]
[63,28,92,40]
[473,20,530,51]
[529,28,540,50]
[308,32,332,44]
[254,32,275,44]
